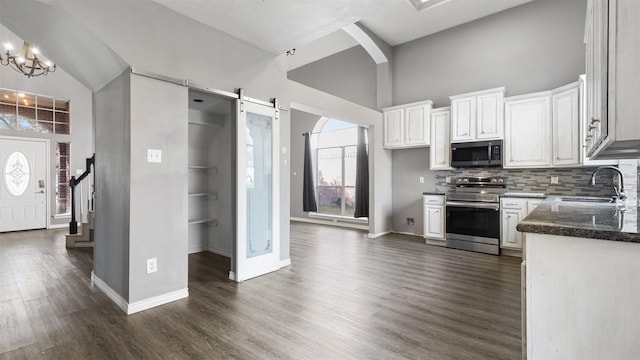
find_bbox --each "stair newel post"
[69,176,78,235]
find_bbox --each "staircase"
[65,211,94,248]
[65,154,95,249]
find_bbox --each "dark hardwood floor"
[0,222,522,359]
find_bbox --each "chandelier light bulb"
[4,43,13,51]
[0,41,56,78]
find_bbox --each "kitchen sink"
[555,196,617,203]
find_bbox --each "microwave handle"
[488,144,492,163]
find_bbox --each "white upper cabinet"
[383,108,403,147]
[382,100,433,149]
[551,82,580,167]
[585,0,640,159]
[430,107,453,170]
[504,92,552,168]
[579,75,618,166]
[450,87,505,142]
[451,97,475,142]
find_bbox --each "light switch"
[419,177,424,184]
[147,149,162,163]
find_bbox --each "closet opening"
[187,88,236,281]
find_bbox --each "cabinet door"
[384,108,404,147]
[584,0,608,157]
[476,92,504,140]
[552,85,580,166]
[501,208,525,249]
[430,109,451,170]
[405,105,429,146]
[451,97,475,142]
[504,95,552,168]
[579,76,619,166]
[424,206,444,240]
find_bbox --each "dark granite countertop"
[423,192,446,196]
[502,192,546,199]
[516,196,640,243]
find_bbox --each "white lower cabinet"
[501,197,543,251]
[423,195,445,241]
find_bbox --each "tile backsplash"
[435,165,634,198]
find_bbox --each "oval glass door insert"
[4,151,31,196]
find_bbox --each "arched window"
[314,118,364,217]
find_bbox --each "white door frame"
[0,135,50,230]
[232,92,280,282]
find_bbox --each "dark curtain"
[302,132,318,212]
[354,126,369,218]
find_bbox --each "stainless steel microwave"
[450,140,503,168]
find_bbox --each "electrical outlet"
[147,258,157,274]
[446,176,452,184]
[147,149,162,163]
[550,176,559,185]
[419,177,424,184]
[407,217,414,226]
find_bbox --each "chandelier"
[0,42,56,78]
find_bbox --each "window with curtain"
[315,119,365,217]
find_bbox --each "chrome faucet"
[590,166,627,201]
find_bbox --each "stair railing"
[69,154,95,234]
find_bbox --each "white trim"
[92,271,189,315]
[425,239,446,247]
[367,231,391,239]
[127,288,189,315]
[228,271,236,281]
[188,245,208,254]
[48,223,69,229]
[501,248,523,258]
[290,217,368,230]
[208,246,231,258]
[279,258,291,268]
[343,24,388,64]
[91,271,128,314]
[53,213,71,219]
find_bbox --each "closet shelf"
[188,218,218,225]
[188,192,219,199]
[188,120,221,128]
[188,165,219,174]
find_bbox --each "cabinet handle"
[588,125,597,131]
[462,132,468,136]
[481,130,485,134]
[590,118,600,124]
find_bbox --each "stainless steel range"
[445,176,506,255]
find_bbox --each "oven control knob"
[462,178,468,183]
[498,179,504,183]
[491,178,497,183]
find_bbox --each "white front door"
[0,137,48,232]
[234,98,280,282]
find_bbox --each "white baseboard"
[48,223,69,229]
[208,246,231,258]
[367,231,391,239]
[91,271,189,315]
[501,248,523,258]
[279,258,291,268]
[425,239,446,247]
[91,271,128,314]
[127,288,189,315]
[290,216,368,230]
[228,271,236,281]
[188,245,208,254]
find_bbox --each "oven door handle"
[446,201,500,211]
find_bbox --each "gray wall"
[128,75,189,303]
[393,0,587,106]
[51,0,291,264]
[93,70,130,299]
[288,46,378,109]
[391,0,589,235]
[289,109,323,219]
